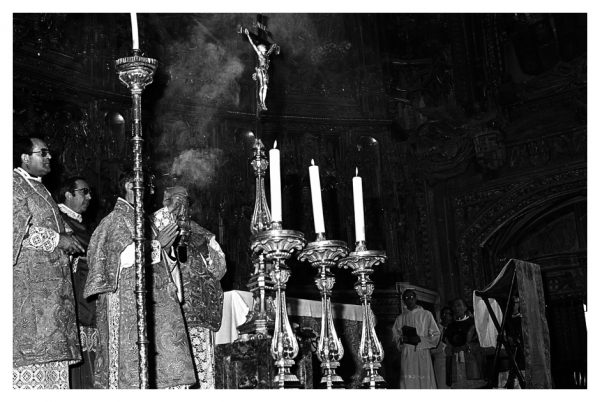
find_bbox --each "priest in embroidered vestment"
[84,172,196,388]
[151,186,226,388]
[57,176,96,388]
[13,137,84,389]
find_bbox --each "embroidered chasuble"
[85,198,195,388]
[151,208,226,388]
[178,221,226,388]
[13,170,81,370]
[60,204,98,388]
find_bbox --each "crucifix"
[239,14,280,113]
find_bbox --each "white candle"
[308,159,326,234]
[269,141,282,223]
[130,13,139,50]
[352,168,366,242]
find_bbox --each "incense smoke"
[268,14,352,66]
[149,13,352,182]
[155,15,251,125]
[170,148,224,190]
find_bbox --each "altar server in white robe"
[392,288,441,389]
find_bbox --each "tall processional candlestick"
[115,13,157,388]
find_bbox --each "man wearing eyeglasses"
[13,136,84,389]
[392,289,441,389]
[57,176,96,389]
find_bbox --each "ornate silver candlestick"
[250,139,272,233]
[338,241,387,389]
[298,235,349,389]
[251,228,305,388]
[237,252,275,338]
[238,139,276,338]
[115,50,157,389]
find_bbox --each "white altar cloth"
[215,290,363,345]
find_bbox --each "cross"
[238,14,280,113]
[239,14,273,46]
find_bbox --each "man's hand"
[157,222,179,249]
[57,233,85,254]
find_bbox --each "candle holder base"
[236,301,275,338]
[237,260,276,337]
[360,374,387,389]
[318,362,345,388]
[273,369,302,389]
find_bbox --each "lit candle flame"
[355,167,359,176]
[273,140,278,149]
[311,159,315,166]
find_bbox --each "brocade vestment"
[13,169,81,369]
[150,208,226,388]
[84,198,195,388]
[180,221,226,388]
[60,204,97,389]
[180,221,226,331]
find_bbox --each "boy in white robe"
[392,289,440,388]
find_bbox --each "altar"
[214,290,365,389]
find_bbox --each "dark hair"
[118,171,136,198]
[58,176,86,203]
[13,136,34,168]
[441,306,453,315]
[402,289,417,299]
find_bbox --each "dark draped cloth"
[85,198,195,388]
[13,170,81,368]
[62,211,96,388]
[474,259,553,388]
[514,260,552,388]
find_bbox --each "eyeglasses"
[31,148,51,157]
[402,294,416,300]
[74,188,90,195]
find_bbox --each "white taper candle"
[269,141,282,223]
[352,168,366,242]
[130,13,139,50]
[308,159,326,234]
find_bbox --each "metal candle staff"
[115,49,157,389]
[298,237,349,389]
[338,242,387,389]
[251,228,305,388]
[238,138,276,337]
